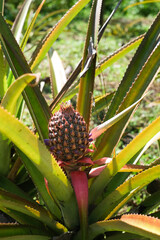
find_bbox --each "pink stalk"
[70,171,88,240]
[89,158,112,178]
[89,165,106,178]
[93,157,112,165]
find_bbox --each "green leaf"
[89,232,146,240]
[92,92,114,116]
[33,9,66,29]
[0,46,7,99]
[89,116,160,205]
[0,175,33,201]
[85,215,160,240]
[139,190,160,214]
[0,0,4,15]
[151,210,160,219]
[95,34,144,77]
[0,138,10,175]
[51,86,79,114]
[0,224,49,238]
[20,0,46,50]
[124,0,160,11]
[0,73,40,176]
[131,131,160,164]
[12,0,32,43]
[30,0,92,70]
[0,13,50,139]
[17,150,62,220]
[7,0,46,91]
[7,0,43,86]
[77,0,102,126]
[0,206,48,227]
[0,14,31,78]
[0,235,51,240]
[117,44,160,112]
[2,73,40,114]
[48,49,67,98]
[89,164,160,222]
[0,189,66,233]
[91,95,146,140]
[49,61,81,111]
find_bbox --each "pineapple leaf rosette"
[0,0,160,240]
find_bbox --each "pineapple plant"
[0,0,159,240]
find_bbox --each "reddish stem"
[70,171,88,240]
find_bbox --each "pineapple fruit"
[48,102,90,164]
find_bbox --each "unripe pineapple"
[48,102,89,162]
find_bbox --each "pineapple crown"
[59,102,75,116]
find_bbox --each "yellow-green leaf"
[0,189,66,233]
[124,0,160,11]
[0,235,51,240]
[89,116,160,204]
[90,165,160,222]
[0,46,7,98]
[0,105,72,202]
[48,49,67,98]
[2,73,40,114]
[86,214,160,240]
[21,0,46,50]
[91,95,146,140]
[95,34,144,76]
[30,0,92,70]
